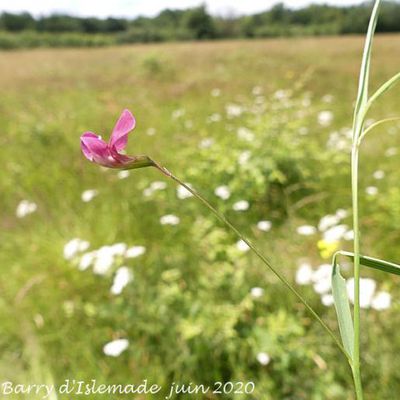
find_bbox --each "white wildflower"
[233,200,249,211]
[347,278,376,308]
[111,267,133,295]
[236,239,250,252]
[295,262,313,285]
[160,214,180,225]
[103,339,129,357]
[251,287,264,298]
[81,189,98,203]
[237,127,254,142]
[373,170,385,180]
[371,291,391,311]
[117,170,130,179]
[313,278,331,294]
[93,246,115,275]
[342,230,354,241]
[321,293,334,306]
[16,200,37,218]
[335,209,348,219]
[214,185,231,200]
[63,238,90,260]
[78,251,96,271]
[177,184,193,199]
[151,181,167,191]
[323,224,348,243]
[110,242,127,256]
[312,264,331,283]
[199,138,214,149]
[296,225,317,236]
[226,103,243,118]
[256,352,270,366]
[318,110,334,126]
[257,220,272,232]
[238,150,251,165]
[125,246,146,258]
[366,186,378,196]
[318,214,340,232]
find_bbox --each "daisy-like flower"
[103,339,129,357]
[296,225,317,236]
[81,109,154,170]
[160,214,180,225]
[16,200,37,218]
[250,287,264,298]
[81,189,98,203]
[111,266,133,295]
[256,352,270,366]
[257,220,272,232]
[236,239,250,252]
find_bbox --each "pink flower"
[80,109,154,170]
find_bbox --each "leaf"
[359,117,400,143]
[337,251,400,277]
[366,71,400,112]
[353,0,382,123]
[331,261,354,360]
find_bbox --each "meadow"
[1,35,400,399]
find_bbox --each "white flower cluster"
[63,239,145,295]
[16,200,37,218]
[295,261,391,311]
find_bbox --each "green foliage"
[1,35,400,399]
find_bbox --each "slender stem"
[154,163,351,363]
[352,366,364,400]
[351,144,363,399]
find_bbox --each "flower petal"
[109,109,136,152]
[80,132,109,162]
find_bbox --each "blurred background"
[1,0,400,399]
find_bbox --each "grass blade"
[332,261,354,361]
[353,0,382,136]
[337,251,400,276]
[366,71,400,112]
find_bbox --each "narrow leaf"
[367,71,400,111]
[338,251,400,276]
[332,261,354,360]
[354,0,382,119]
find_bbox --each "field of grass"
[1,35,400,399]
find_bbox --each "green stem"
[153,163,351,363]
[351,144,363,399]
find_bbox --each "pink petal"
[80,132,109,163]
[109,109,136,152]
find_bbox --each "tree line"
[0,2,399,48]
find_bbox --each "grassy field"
[1,35,400,399]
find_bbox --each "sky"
[0,0,368,18]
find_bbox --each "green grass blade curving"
[332,261,355,361]
[353,0,382,138]
[337,251,400,276]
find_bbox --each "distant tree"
[0,12,35,31]
[183,5,216,39]
[104,17,127,32]
[36,15,82,32]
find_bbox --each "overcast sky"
[0,0,368,18]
